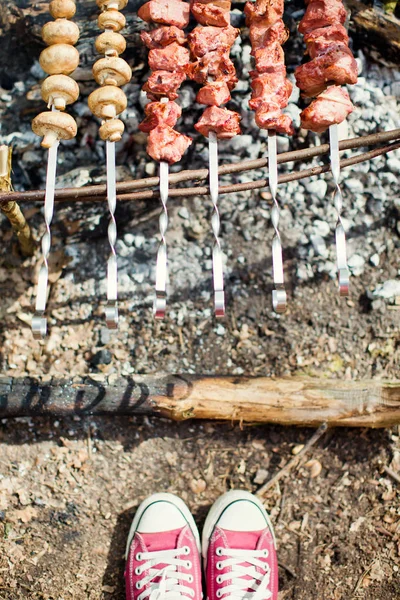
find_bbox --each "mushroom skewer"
[330,123,349,296]
[268,130,287,313]
[31,0,80,338]
[89,0,131,328]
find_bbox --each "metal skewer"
[208,130,225,317]
[329,123,349,296]
[32,130,59,339]
[267,130,287,313]
[104,140,119,329]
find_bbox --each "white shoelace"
[215,547,272,600]
[135,547,195,600]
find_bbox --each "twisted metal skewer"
[268,130,287,314]
[105,140,118,328]
[154,159,169,319]
[32,134,59,339]
[209,131,225,318]
[329,123,349,296]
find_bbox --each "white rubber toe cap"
[217,499,268,531]
[137,500,188,533]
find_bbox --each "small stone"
[310,234,328,258]
[100,328,111,346]
[312,219,330,238]
[190,479,206,494]
[304,179,327,201]
[370,253,380,267]
[348,254,365,276]
[292,444,304,455]
[178,206,190,220]
[387,157,400,174]
[373,280,400,299]
[124,233,135,246]
[145,162,156,176]
[253,468,269,485]
[91,349,112,366]
[305,459,322,478]
[215,324,226,336]
[344,178,364,193]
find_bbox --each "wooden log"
[0,375,399,427]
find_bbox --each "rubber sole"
[125,492,201,560]
[201,490,277,567]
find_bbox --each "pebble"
[370,253,380,267]
[373,280,400,300]
[348,254,365,276]
[310,234,328,258]
[344,178,364,194]
[124,233,135,246]
[178,206,190,220]
[386,158,400,174]
[253,468,269,485]
[312,219,330,238]
[215,324,226,336]
[304,179,328,202]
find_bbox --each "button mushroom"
[49,0,76,19]
[88,86,127,119]
[92,57,132,87]
[98,9,126,32]
[96,0,128,10]
[42,18,80,46]
[41,74,80,110]
[39,44,80,75]
[95,31,126,56]
[32,111,77,148]
[99,118,125,142]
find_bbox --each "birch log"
[0,375,399,427]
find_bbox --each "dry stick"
[0,145,35,256]
[256,423,328,497]
[382,465,400,485]
[0,128,399,204]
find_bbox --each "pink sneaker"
[125,493,202,600]
[202,490,278,600]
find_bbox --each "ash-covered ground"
[0,1,399,599]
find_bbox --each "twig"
[256,423,328,496]
[0,145,35,255]
[0,128,399,204]
[382,465,400,485]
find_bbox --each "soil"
[0,1,399,599]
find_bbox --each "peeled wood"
[0,375,399,427]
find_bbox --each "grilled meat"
[138,0,190,28]
[186,49,238,89]
[140,26,186,49]
[142,70,187,101]
[191,0,231,27]
[295,45,358,96]
[139,100,182,132]
[147,125,192,163]
[194,106,241,138]
[300,85,354,133]
[188,25,239,57]
[196,81,231,105]
[298,0,347,34]
[148,42,190,72]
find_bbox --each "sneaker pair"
[125,490,278,600]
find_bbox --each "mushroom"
[96,0,128,9]
[42,19,80,46]
[95,31,126,56]
[32,111,77,148]
[99,118,125,142]
[92,57,132,87]
[98,9,126,32]
[39,44,79,75]
[41,74,80,110]
[49,0,76,19]
[88,86,127,119]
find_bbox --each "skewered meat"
[186,50,238,89]
[142,70,186,100]
[298,0,347,34]
[147,125,192,163]
[141,26,186,49]
[138,0,190,28]
[148,42,190,72]
[139,100,182,132]
[245,0,293,134]
[300,85,353,133]
[249,19,289,50]
[191,0,231,27]
[188,24,239,57]
[295,0,356,132]
[295,45,358,96]
[194,106,241,139]
[196,81,231,105]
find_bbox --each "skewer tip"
[32,313,47,339]
[105,302,119,329]
[272,289,287,314]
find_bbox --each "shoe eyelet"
[262,550,269,557]
[186,561,192,569]
[216,576,223,584]
[136,553,142,561]
[183,546,191,555]
[216,562,222,570]
[135,567,142,576]
[188,575,194,583]
[136,582,142,590]
[216,547,223,556]
[216,590,222,598]
[190,591,195,598]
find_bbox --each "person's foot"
[125,493,202,600]
[202,490,278,600]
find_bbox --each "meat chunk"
[143,70,186,100]
[148,43,190,72]
[191,1,231,27]
[249,68,293,110]
[196,81,231,105]
[139,100,182,132]
[140,26,186,49]
[255,103,294,135]
[298,0,347,35]
[244,0,284,26]
[195,106,241,139]
[295,46,358,96]
[186,50,238,89]
[147,126,192,164]
[304,23,349,58]
[249,18,288,50]
[300,85,354,133]
[254,42,285,73]
[188,25,239,57]
[138,0,190,28]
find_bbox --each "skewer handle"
[209,131,225,318]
